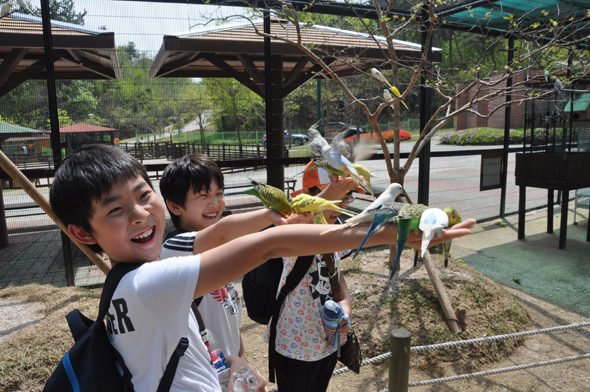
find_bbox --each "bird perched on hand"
[321,183,403,235]
[352,163,377,198]
[308,120,328,158]
[419,208,449,258]
[17,0,34,15]
[1,2,13,18]
[389,203,430,279]
[321,143,364,186]
[441,206,462,267]
[242,180,292,217]
[351,200,406,259]
[371,68,408,110]
[291,194,355,224]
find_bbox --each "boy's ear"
[166,200,183,216]
[68,225,97,245]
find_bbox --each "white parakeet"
[419,208,449,257]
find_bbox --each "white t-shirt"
[161,231,242,356]
[107,257,221,392]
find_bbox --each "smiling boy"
[159,154,306,375]
[50,145,475,391]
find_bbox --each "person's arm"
[337,273,352,335]
[193,208,315,254]
[238,334,246,361]
[194,219,476,299]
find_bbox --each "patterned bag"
[338,328,362,374]
[323,254,363,374]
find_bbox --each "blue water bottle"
[322,300,347,348]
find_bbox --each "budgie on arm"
[321,183,403,235]
[308,120,328,158]
[419,208,449,258]
[442,206,462,267]
[390,204,429,279]
[242,180,292,217]
[290,194,356,224]
[351,201,406,259]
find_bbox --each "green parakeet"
[390,203,429,279]
[242,180,292,216]
[442,206,462,267]
[290,194,355,224]
[352,201,406,259]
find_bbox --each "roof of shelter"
[0,13,121,97]
[150,18,441,97]
[58,124,117,134]
[564,92,590,112]
[0,121,45,137]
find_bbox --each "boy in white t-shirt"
[50,145,474,391]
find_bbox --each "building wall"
[455,71,541,131]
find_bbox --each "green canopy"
[564,93,590,112]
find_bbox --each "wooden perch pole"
[422,251,462,333]
[0,150,111,275]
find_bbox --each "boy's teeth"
[133,228,153,239]
[204,213,216,218]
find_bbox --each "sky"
[24,0,249,55]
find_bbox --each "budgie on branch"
[242,180,292,216]
[321,183,403,235]
[370,68,408,110]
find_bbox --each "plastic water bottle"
[321,300,347,348]
[205,329,230,391]
[231,366,259,392]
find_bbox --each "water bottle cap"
[324,300,338,312]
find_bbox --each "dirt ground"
[1,248,589,392]
[238,249,590,392]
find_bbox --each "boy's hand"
[404,218,477,249]
[226,355,267,392]
[269,208,318,226]
[323,174,364,197]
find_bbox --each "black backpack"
[242,255,314,383]
[43,263,189,392]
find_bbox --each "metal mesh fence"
[0,1,581,288]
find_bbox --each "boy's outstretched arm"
[195,219,476,299]
[192,208,316,254]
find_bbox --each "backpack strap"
[99,263,190,392]
[268,255,314,383]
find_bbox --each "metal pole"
[388,329,411,392]
[500,36,514,218]
[41,0,74,286]
[317,79,322,122]
[264,11,284,190]
[417,7,432,205]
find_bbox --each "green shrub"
[438,127,572,146]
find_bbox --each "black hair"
[50,144,153,253]
[159,153,224,229]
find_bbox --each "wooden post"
[422,252,462,333]
[389,328,411,392]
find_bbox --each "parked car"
[317,122,366,140]
[262,130,310,147]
